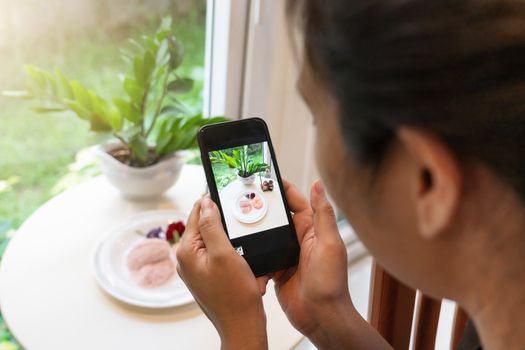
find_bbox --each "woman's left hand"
[176,197,269,350]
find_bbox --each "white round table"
[0,165,302,350]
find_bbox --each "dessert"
[127,239,175,288]
[251,195,263,209]
[126,239,171,271]
[131,254,175,288]
[261,179,274,192]
[126,220,186,288]
[239,192,264,213]
[239,198,252,213]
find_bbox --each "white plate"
[232,189,268,224]
[92,209,194,308]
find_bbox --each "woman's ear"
[398,128,462,239]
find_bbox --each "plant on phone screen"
[210,145,270,178]
[3,17,227,168]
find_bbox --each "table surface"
[0,165,302,350]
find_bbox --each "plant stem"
[113,132,129,148]
[139,82,150,135]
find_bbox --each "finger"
[283,179,312,214]
[310,180,340,243]
[179,199,202,244]
[272,267,296,288]
[256,274,272,296]
[177,200,204,267]
[198,197,231,253]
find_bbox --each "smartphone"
[198,118,300,276]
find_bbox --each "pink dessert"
[239,198,252,214]
[132,258,175,288]
[251,196,263,209]
[127,239,177,288]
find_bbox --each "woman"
[176,0,525,348]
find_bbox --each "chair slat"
[414,295,442,350]
[450,306,469,349]
[369,262,416,349]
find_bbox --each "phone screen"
[199,118,299,275]
[208,141,289,240]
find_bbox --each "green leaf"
[119,125,142,143]
[63,99,111,132]
[107,106,123,131]
[54,67,74,99]
[168,37,184,69]
[167,78,193,94]
[128,135,149,165]
[88,115,112,132]
[144,36,158,53]
[63,100,90,120]
[159,16,173,32]
[160,105,185,116]
[31,106,67,113]
[143,50,155,85]
[113,98,140,124]
[70,81,91,110]
[231,149,242,168]
[133,57,145,86]
[127,38,143,54]
[42,71,58,95]
[162,95,191,115]
[156,39,169,65]
[24,65,46,90]
[88,90,107,116]
[123,78,144,104]
[156,29,170,42]
[153,115,178,154]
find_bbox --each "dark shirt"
[457,320,482,350]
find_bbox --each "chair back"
[369,262,469,350]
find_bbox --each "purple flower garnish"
[146,227,162,239]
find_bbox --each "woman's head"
[289,0,525,301]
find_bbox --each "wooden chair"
[369,262,469,350]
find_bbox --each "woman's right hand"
[273,180,392,349]
[273,180,354,338]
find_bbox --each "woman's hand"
[273,180,392,349]
[176,197,268,350]
[273,180,354,338]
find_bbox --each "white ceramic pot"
[237,173,256,185]
[96,142,184,200]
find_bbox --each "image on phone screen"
[208,141,288,239]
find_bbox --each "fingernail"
[200,197,213,215]
[315,180,325,195]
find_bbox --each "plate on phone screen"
[92,210,194,308]
[232,189,268,224]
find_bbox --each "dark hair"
[289,0,525,200]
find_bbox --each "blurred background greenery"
[0,0,206,348]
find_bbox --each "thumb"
[310,180,340,243]
[199,197,232,254]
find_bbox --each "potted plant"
[3,17,226,200]
[210,145,270,186]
